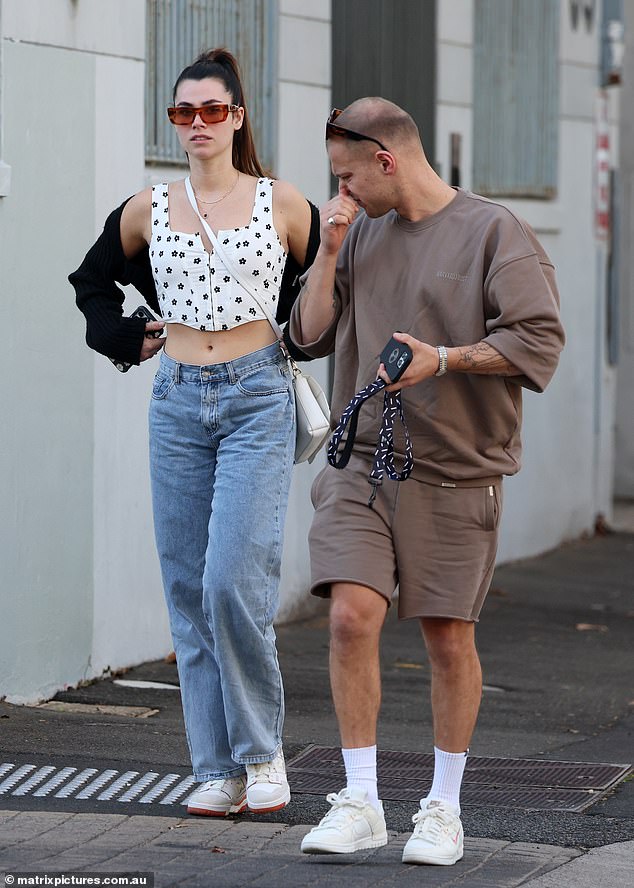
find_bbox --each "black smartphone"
[379,335,413,383]
[109,305,162,373]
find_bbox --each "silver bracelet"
[435,345,448,377]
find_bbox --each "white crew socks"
[342,745,380,809]
[427,746,468,813]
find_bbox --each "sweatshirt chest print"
[436,270,469,283]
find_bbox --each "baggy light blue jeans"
[148,342,295,780]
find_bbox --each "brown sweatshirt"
[290,188,565,484]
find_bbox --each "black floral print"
[150,179,286,332]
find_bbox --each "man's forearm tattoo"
[457,342,519,376]
[299,279,337,315]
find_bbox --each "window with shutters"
[473,0,560,198]
[145,0,277,169]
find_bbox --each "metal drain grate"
[2,751,630,813]
[286,746,632,812]
[0,763,196,807]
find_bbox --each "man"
[290,98,564,866]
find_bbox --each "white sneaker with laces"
[186,775,247,817]
[300,787,388,854]
[401,798,464,865]
[245,748,291,812]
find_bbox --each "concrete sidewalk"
[1,529,633,886]
[0,812,632,887]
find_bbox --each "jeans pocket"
[236,363,289,397]
[151,371,175,400]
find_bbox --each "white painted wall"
[615,0,634,496]
[0,0,172,704]
[276,0,332,620]
[90,46,172,677]
[2,0,626,703]
[0,36,96,705]
[436,0,621,561]
[0,0,332,703]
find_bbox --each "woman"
[70,48,319,817]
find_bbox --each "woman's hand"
[140,321,166,362]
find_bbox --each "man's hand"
[378,331,438,391]
[140,320,165,362]
[320,182,359,254]
[377,331,522,390]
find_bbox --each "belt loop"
[174,362,180,385]
[227,361,236,384]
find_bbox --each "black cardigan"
[69,197,321,364]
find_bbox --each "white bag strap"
[184,176,285,341]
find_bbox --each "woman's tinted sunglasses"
[325,108,389,152]
[167,103,239,126]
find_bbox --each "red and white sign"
[595,91,611,240]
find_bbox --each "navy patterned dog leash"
[327,378,414,507]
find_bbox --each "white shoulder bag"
[184,178,330,464]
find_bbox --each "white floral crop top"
[149,178,287,331]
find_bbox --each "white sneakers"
[187,748,290,816]
[187,767,464,869]
[245,748,291,812]
[186,775,247,817]
[402,798,464,865]
[300,787,388,854]
[301,790,463,866]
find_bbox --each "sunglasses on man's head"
[325,108,389,152]
[167,103,239,126]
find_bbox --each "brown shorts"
[308,454,503,621]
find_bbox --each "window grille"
[473,0,559,198]
[145,0,277,169]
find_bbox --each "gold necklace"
[193,172,240,217]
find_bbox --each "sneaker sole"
[401,847,463,866]
[187,797,248,817]
[246,787,291,813]
[301,832,388,855]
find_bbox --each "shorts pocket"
[151,371,175,400]
[236,363,289,397]
[484,484,502,532]
[310,468,327,508]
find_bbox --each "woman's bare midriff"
[163,319,278,365]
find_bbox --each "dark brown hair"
[173,48,265,178]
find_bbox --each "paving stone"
[523,839,634,888]
[192,820,291,853]
[153,816,235,844]
[0,811,75,847]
